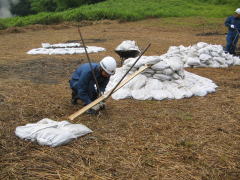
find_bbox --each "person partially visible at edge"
[69,56,117,114]
[224,8,240,55]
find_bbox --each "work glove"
[230,24,235,29]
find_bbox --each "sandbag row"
[27,43,105,55]
[167,42,240,68]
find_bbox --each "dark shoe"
[71,98,78,105]
[86,109,98,115]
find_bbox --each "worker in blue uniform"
[224,8,240,55]
[69,56,117,114]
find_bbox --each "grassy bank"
[0,0,237,29]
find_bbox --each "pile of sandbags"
[167,42,240,68]
[106,55,217,100]
[15,118,92,147]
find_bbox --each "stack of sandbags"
[167,42,240,68]
[106,55,217,100]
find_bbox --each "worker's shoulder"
[78,63,97,69]
[78,63,100,74]
[226,15,234,19]
[81,63,99,68]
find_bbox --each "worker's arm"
[224,16,232,28]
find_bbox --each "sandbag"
[151,61,170,70]
[15,119,92,147]
[36,128,76,147]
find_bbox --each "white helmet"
[100,56,117,75]
[235,8,240,14]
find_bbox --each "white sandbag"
[115,40,140,51]
[143,68,155,74]
[61,124,92,137]
[151,89,169,100]
[196,42,208,49]
[153,74,172,81]
[151,61,170,70]
[209,61,220,68]
[162,68,174,75]
[123,58,144,68]
[144,56,161,65]
[213,57,225,65]
[199,54,212,61]
[143,73,153,78]
[15,121,58,140]
[128,74,147,89]
[198,48,210,55]
[233,56,240,65]
[15,119,92,147]
[36,128,76,147]
[172,73,182,80]
[145,78,163,90]
[211,51,220,57]
[165,57,183,71]
[111,88,131,100]
[190,86,208,96]
[187,57,201,66]
[158,88,175,100]
[164,82,185,99]
[132,88,151,100]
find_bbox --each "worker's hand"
[230,24,235,29]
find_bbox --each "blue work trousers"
[226,31,239,55]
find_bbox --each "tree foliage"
[30,0,57,13]
[10,0,35,16]
[10,0,106,16]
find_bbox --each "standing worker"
[69,56,117,114]
[224,8,240,55]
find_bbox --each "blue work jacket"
[225,16,240,33]
[70,63,109,105]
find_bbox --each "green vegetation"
[1,0,238,29]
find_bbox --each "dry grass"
[0,18,240,180]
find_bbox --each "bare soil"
[0,18,240,180]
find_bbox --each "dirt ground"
[0,18,240,180]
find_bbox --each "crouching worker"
[69,56,117,114]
